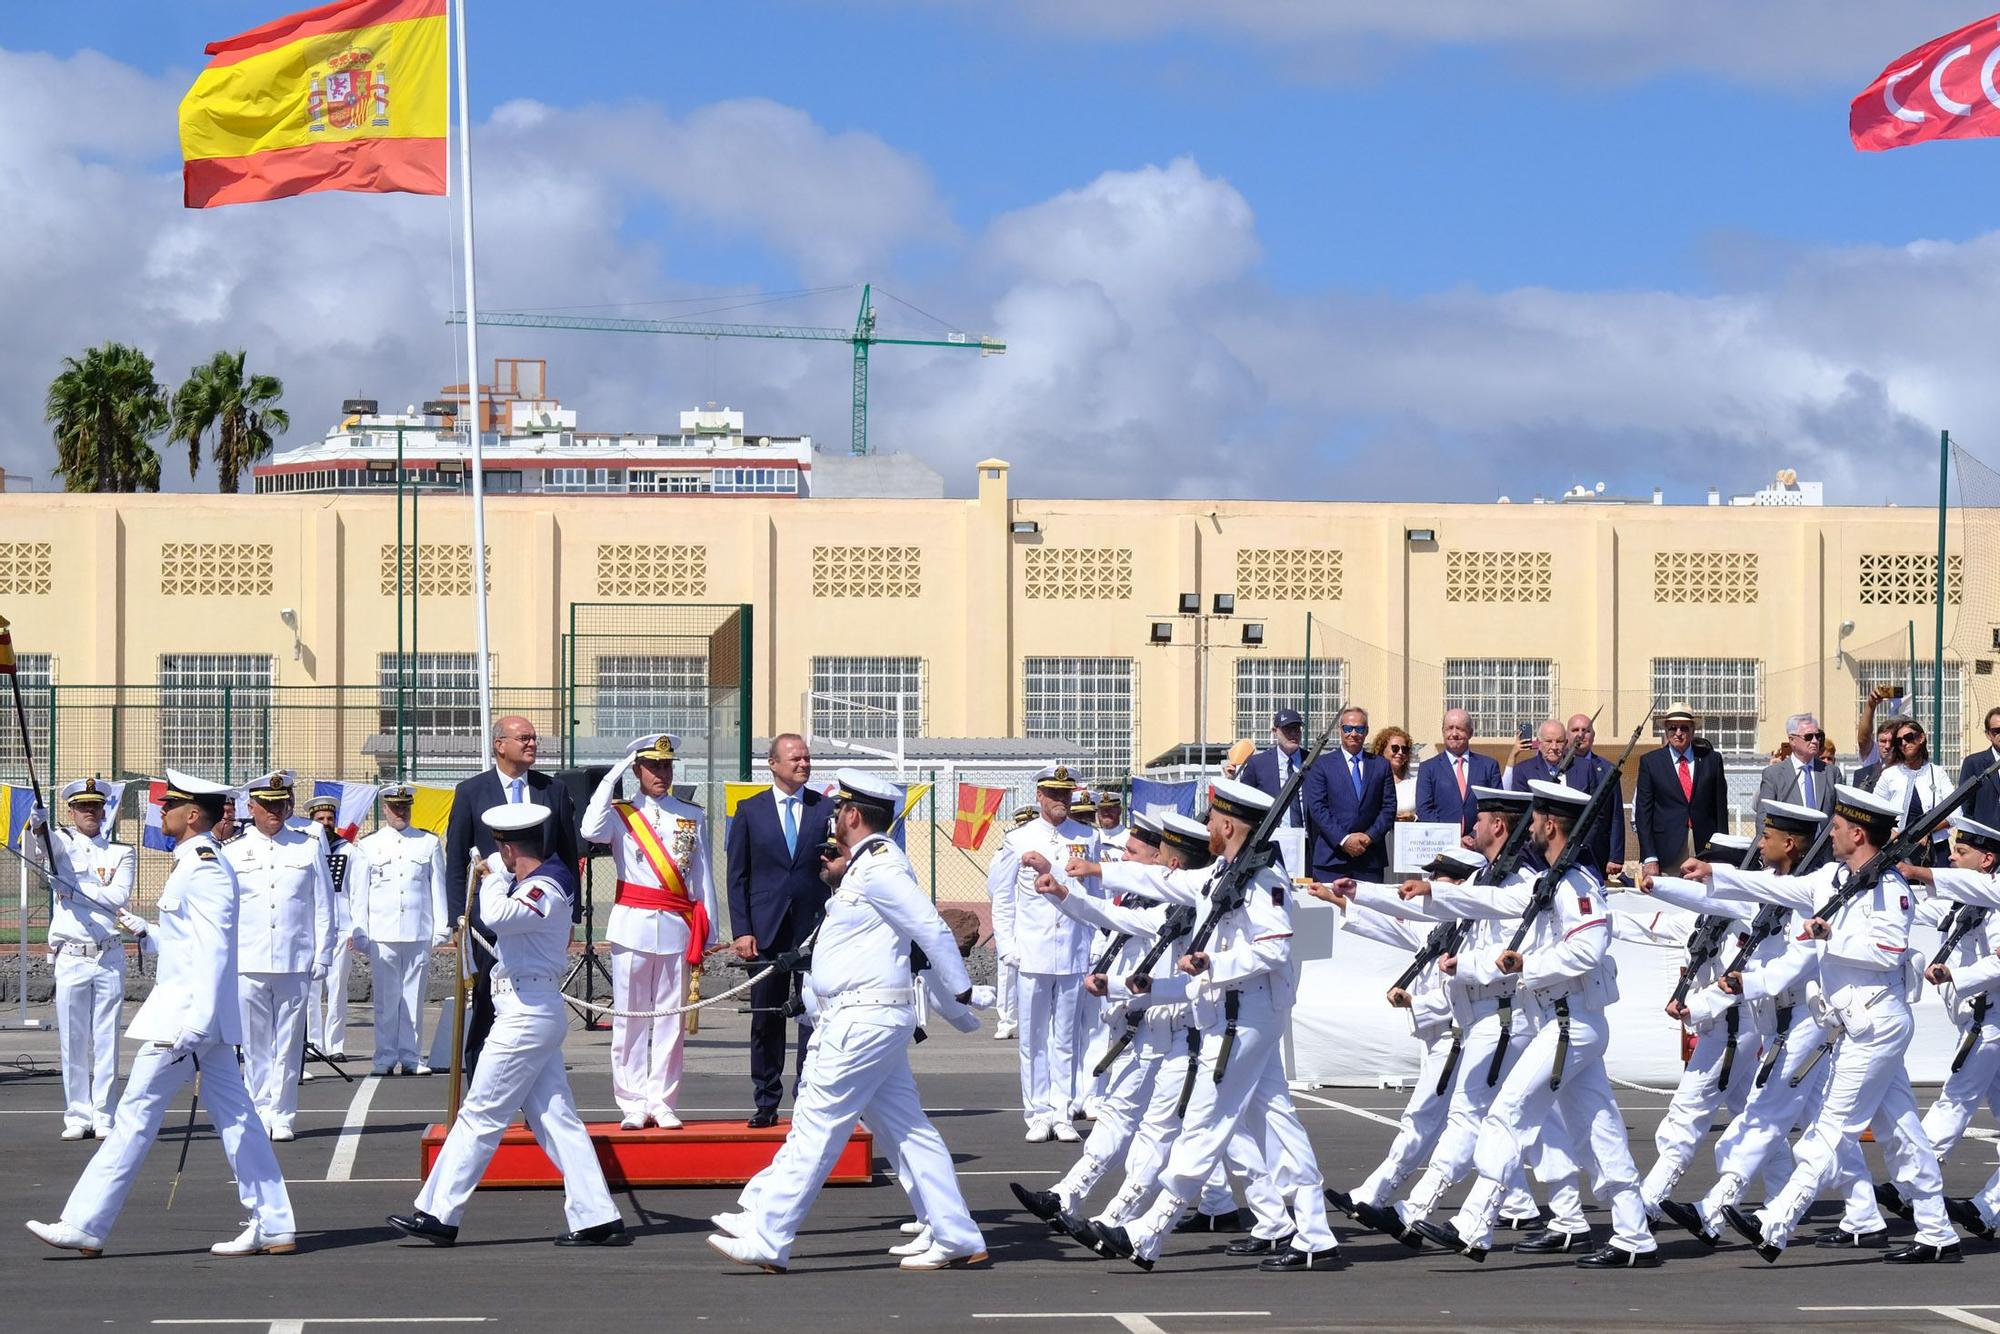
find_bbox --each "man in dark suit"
[1958,705,2000,828]
[1238,708,1308,828]
[1304,705,1396,880]
[1631,703,1727,876]
[1413,707,1501,837]
[444,715,580,1081]
[1753,712,1836,836]
[1510,713,1628,879]
[725,733,828,1128]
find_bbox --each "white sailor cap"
[378,781,417,803]
[627,733,680,762]
[1035,764,1079,793]
[1424,847,1488,878]
[245,769,295,803]
[162,767,234,799]
[481,803,552,837]
[1207,776,1273,822]
[303,794,339,816]
[1160,812,1213,859]
[1527,779,1590,811]
[1471,784,1530,814]
[1128,812,1164,848]
[1756,798,1827,836]
[1832,783,1900,835]
[1949,812,2000,852]
[834,768,902,818]
[60,777,108,806]
[1700,831,1755,863]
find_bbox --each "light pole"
[1147,592,1264,784]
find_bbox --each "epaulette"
[866,841,893,857]
[223,831,245,844]
[195,847,218,861]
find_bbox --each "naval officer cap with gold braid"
[245,769,295,805]
[626,733,680,763]
[60,777,107,807]
[1035,764,1078,795]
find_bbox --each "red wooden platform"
[419,1118,874,1189]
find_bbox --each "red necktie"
[1454,754,1467,799]
[1677,755,1692,801]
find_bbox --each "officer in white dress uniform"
[28,778,136,1139]
[26,769,297,1259]
[989,804,1035,1043]
[709,769,988,1274]
[225,770,334,1141]
[303,794,367,1064]
[987,764,1100,1141]
[353,783,450,1075]
[579,732,719,1130]
[390,803,630,1248]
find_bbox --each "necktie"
[1285,756,1300,824]
[1676,755,1692,802]
[509,776,525,804]
[1800,765,1814,809]
[781,796,798,855]
[1350,754,1363,799]
[1454,754,1467,800]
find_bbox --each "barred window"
[595,654,711,740]
[1443,658,1556,741]
[1854,659,1967,766]
[1233,657,1345,741]
[808,657,927,740]
[1651,657,1763,756]
[158,653,274,778]
[1023,657,1136,783]
[378,652,482,741]
[0,654,53,780]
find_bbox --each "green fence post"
[45,682,58,785]
[222,685,233,783]
[928,769,938,905]
[738,603,754,782]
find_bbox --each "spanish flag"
[180,0,448,209]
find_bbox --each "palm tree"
[171,350,289,494]
[45,343,168,492]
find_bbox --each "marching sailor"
[353,783,451,1075]
[225,769,334,1142]
[28,778,136,1140]
[26,769,297,1258]
[389,803,630,1247]
[708,769,987,1273]
[580,732,718,1130]
[303,793,366,1066]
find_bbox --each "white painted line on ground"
[287,1177,420,1185]
[1288,1089,1401,1128]
[971,1316,1270,1325]
[1800,1306,2000,1333]
[325,1074,383,1182]
[154,1321,487,1331]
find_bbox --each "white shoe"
[1051,1121,1082,1143]
[650,1109,683,1130]
[210,1223,296,1257]
[707,1232,785,1273]
[92,1122,114,1138]
[59,1125,87,1141]
[300,1069,315,1083]
[711,1211,749,1237]
[888,1225,934,1257]
[269,1125,296,1143]
[619,1112,646,1131]
[898,1240,989,1271]
[1025,1122,1053,1144]
[26,1219,103,1257]
[992,1024,1018,1041]
[899,1220,927,1236]
[411,1063,433,1076]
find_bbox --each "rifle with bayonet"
[1501,710,1650,956]
[1931,899,1994,1074]
[1806,763,2000,928]
[1669,840,1762,1011]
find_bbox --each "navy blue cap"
[1273,709,1303,730]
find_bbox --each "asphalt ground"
[3,997,2000,1334]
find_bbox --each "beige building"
[0,459,1985,790]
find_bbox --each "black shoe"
[746,1110,779,1129]
[1258,1245,1343,1272]
[1095,1223,1136,1260]
[1352,1200,1422,1250]
[1814,1227,1888,1249]
[1576,1244,1661,1269]
[1054,1209,1106,1256]
[555,1219,631,1247]
[1010,1182,1063,1224]
[1946,1197,1995,1239]
[1411,1219,1486,1263]
[1516,1228,1591,1254]
[386,1211,458,1247]
[1224,1233,1294,1256]
[1656,1199,1718,1247]
[1324,1188,1356,1218]
[1175,1207,1249,1234]
[1874,1180,1911,1219]
[1883,1240,1962,1264]
[1498,1211,1544,1231]
[330,1052,351,1063]
[1720,1206,1781,1264]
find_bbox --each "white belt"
[1458,979,1513,1004]
[493,974,559,995]
[822,987,917,1015]
[52,940,111,958]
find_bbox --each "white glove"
[168,1027,202,1056]
[27,803,48,834]
[431,933,451,949]
[968,985,999,1010]
[117,911,151,937]
[311,961,329,982]
[997,950,1017,968]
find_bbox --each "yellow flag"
[409,784,454,837]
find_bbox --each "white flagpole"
[451,0,495,743]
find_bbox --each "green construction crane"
[448,285,1004,456]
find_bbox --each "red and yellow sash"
[612,801,707,966]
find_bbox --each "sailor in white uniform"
[303,794,367,1063]
[26,769,297,1259]
[579,732,718,1130]
[28,778,135,1139]
[389,803,630,1248]
[353,783,451,1075]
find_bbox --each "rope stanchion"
[461,922,818,1021]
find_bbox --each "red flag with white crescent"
[1852,12,2000,151]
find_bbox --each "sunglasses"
[1385,744,1408,753]
[1340,724,1368,734]
[1791,731,1825,743]
[1987,725,2000,736]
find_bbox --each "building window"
[377,652,482,741]
[0,542,53,595]
[808,657,926,740]
[1235,549,1343,602]
[1854,659,1967,766]
[158,653,274,777]
[160,543,275,597]
[0,654,53,779]
[1651,657,1763,756]
[1858,553,1963,607]
[713,467,797,495]
[1023,657,1136,782]
[544,467,622,494]
[811,545,921,598]
[1443,658,1556,740]
[1024,547,1133,600]
[595,543,707,598]
[629,470,710,494]
[1233,657,1346,740]
[1654,552,1758,604]
[379,544,487,597]
[1444,550,1553,604]
[594,654,711,739]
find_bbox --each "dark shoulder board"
[866,841,893,858]
[195,847,218,861]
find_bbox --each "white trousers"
[1642,1015,1760,1208]
[61,1041,294,1241]
[1758,1003,1954,1249]
[610,944,686,1118]
[428,961,469,1068]
[1452,1003,1653,1254]
[743,1009,982,1266]
[307,943,355,1055]
[1018,971,1082,1127]
[239,971,308,1133]
[54,949,124,1131]
[1355,1029,1455,1208]
[1921,1014,2000,1159]
[370,940,432,1070]
[996,959,1019,1026]
[416,993,616,1231]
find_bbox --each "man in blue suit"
[725,734,828,1129]
[1508,713,1627,880]
[1305,705,1396,880]
[1237,708,1309,828]
[1958,705,2000,828]
[1414,707,1500,838]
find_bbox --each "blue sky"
[4,1,1999,500]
